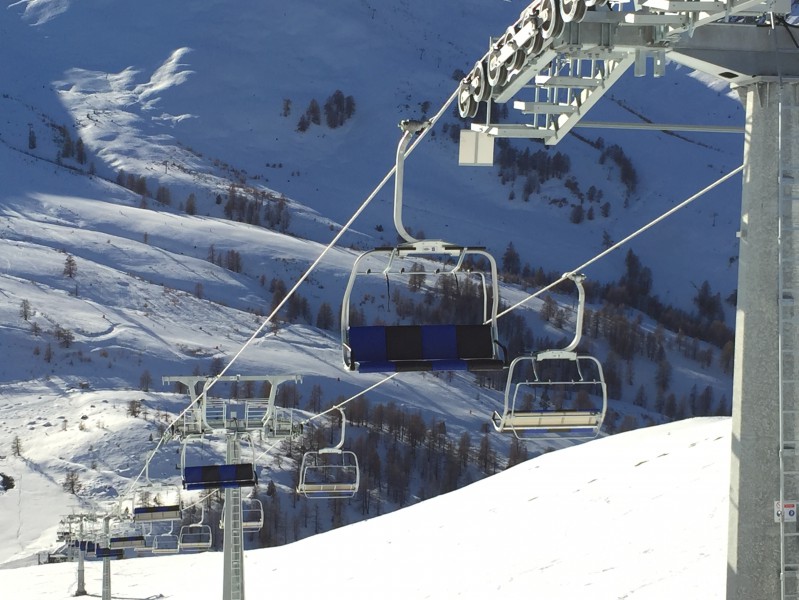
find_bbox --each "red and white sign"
[775,501,797,523]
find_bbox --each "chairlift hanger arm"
[394,119,433,244]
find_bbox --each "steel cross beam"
[457,0,794,149]
[455,3,799,599]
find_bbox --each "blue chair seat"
[349,324,504,373]
[183,463,257,490]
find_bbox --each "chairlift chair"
[183,463,256,490]
[178,505,213,551]
[151,521,180,555]
[108,534,147,550]
[137,522,154,551]
[181,438,257,490]
[241,498,264,530]
[221,497,264,531]
[297,408,360,499]
[262,380,302,441]
[132,478,182,523]
[73,528,96,556]
[341,121,505,374]
[76,526,98,558]
[491,274,607,440]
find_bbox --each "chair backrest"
[109,535,146,549]
[349,324,503,372]
[183,463,256,490]
[95,547,125,559]
[133,504,182,522]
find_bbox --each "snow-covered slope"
[2,0,745,304]
[1,417,731,599]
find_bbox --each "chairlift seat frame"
[492,274,607,440]
[297,448,361,499]
[220,498,264,531]
[264,406,301,440]
[151,530,179,555]
[493,350,608,440]
[178,524,213,551]
[297,407,361,499]
[342,243,505,373]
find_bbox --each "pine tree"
[296,114,310,132]
[62,469,82,494]
[75,138,86,164]
[61,128,74,158]
[139,370,153,392]
[185,192,197,215]
[156,185,172,206]
[306,384,323,413]
[570,204,585,224]
[501,242,521,276]
[19,299,31,321]
[655,358,672,392]
[307,99,321,124]
[408,263,426,292]
[63,254,77,278]
[11,435,23,457]
[315,302,335,330]
[127,399,143,417]
[478,434,493,473]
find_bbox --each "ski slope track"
[1,418,730,599]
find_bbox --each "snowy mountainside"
[0,0,737,570]
[2,0,745,305]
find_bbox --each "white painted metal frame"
[131,467,182,523]
[492,274,607,439]
[492,351,608,439]
[221,497,264,531]
[179,505,213,551]
[340,243,502,370]
[297,408,360,499]
[152,521,179,555]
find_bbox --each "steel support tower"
[102,516,111,600]
[223,434,245,600]
[454,1,798,597]
[60,512,96,597]
[163,374,300,600]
